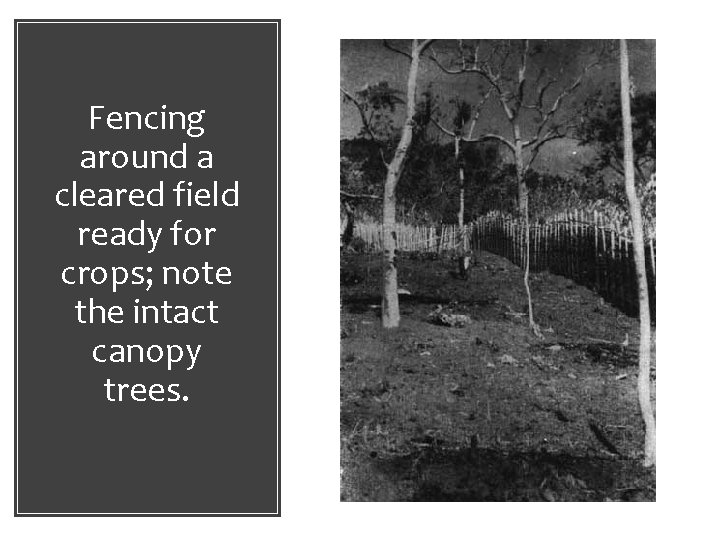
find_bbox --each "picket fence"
[345,210,656,318]
[470,211,656,318]
[350,220,464,253]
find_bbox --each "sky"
[340,39,655,174]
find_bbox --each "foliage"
[450,97,473,131]
[350,81,404,141]
[341,134,655,236]
[341,81,657,233]
[340,140,385,222]
[573,88,656,228]
[340,156,370,194]
[414,87,440,136]
[576,87,656,183]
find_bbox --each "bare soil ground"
[340,250,656,501]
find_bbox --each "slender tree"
[342,39,433,328]
[379,40,434,327]
[432,92,491,250]
[619,39,655,467]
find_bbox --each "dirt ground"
[340,250,656,501]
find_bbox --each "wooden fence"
[470,211,656,319]
[345,211,656,319]
[349,220,464,253]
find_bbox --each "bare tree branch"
[433,40,602,175]
[522,71,558,115]
[418,39,435,54]
[524,58,602,147]
[497,42,512,76]
[340,87,376,140]
[429,46,464,75]
[433,42,514,121]
[466,132,515,153]
[515,39,530,114]
[383,39,412,60]
[525,130,567,169]
[430,117,457,138]
[430,42,507,98]
[340,86,389,167]
[340,190,381,200]
[465,89,492,140]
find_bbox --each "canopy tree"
[431,39,605,336]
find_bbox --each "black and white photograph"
[340,39,656,501]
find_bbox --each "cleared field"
[340,250,655,501]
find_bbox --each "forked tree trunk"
[382,40,425,328]
[620,39,655,467]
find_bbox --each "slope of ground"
[340,250,656,501]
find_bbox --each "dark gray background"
[17,21,278,514]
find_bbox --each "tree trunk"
[455,136,467,250]
[620,39,655,467]
[517,182,528,217]
[382,40,424,328]
[341,201,355,249]
[513,128,529,218]
[382,181,400,327]
[455,137,465,228]
[514,134,541,337]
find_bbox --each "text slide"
[15,20,279,515]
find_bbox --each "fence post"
[611,229,618,307]
[562,212,567,277]
[545,222,550,271]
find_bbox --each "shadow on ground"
[343,445,655,502]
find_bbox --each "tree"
[577,87,655,184]
[576,88,656,228]
[340,156,379,248]
[619,39,655,467]
[342,39,434,328]
[396,89,452,224]
[340,81,404,249]
[431,40,603,336]
[431,92,492,249]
